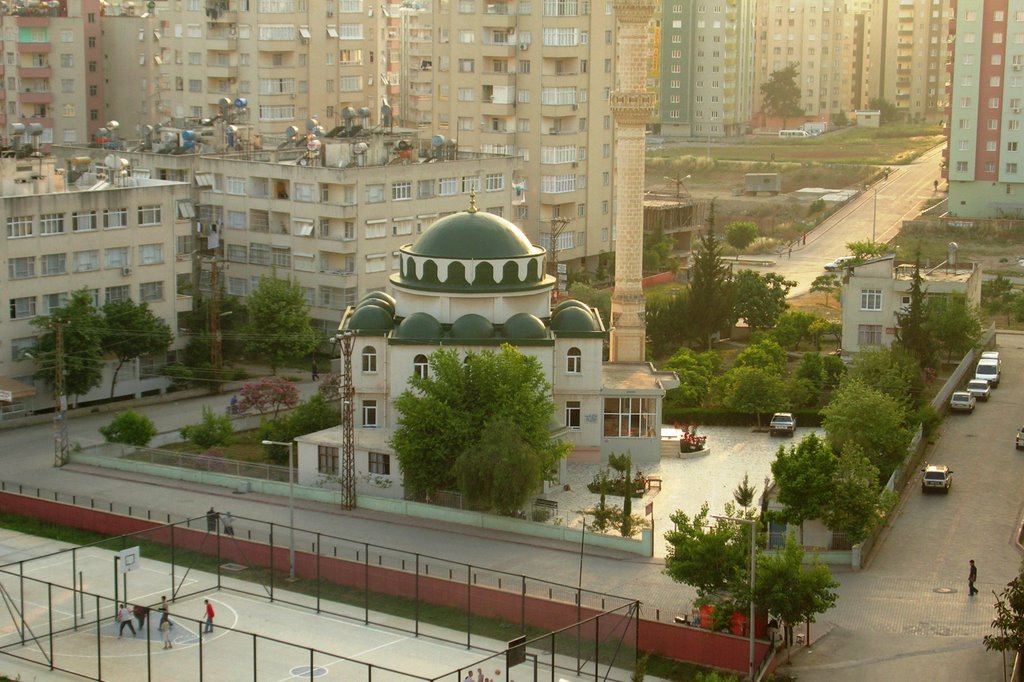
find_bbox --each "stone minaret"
[608,0,656,363]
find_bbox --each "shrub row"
[663,406,824,428]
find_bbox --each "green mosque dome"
[395,312,443,340]
[450,313,495,339]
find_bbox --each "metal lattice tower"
[339,332,356,509]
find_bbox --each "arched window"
[566,347,582,374]
[413,353,429,379]
[361,345,377,373]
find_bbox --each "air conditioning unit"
[571,161,578,167]
[571,104,578,110]
[1015,64,1023,71]
[122,266,133,276]
[519,43,529,51]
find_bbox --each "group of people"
[114,595,215,648]
[463,668,505,682]
[206,507,235,535]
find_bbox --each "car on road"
[949,391,976,412]
[966,379,991,402]
[769,412,796,437]
[975,357,1001,387]
[921,464,953,494]
[1016,426,1024,450]
[824,256,857,271]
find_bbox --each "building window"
[139,281,164,302]
[603,397,655,438]
[138,205,162,225]
[105,285,130,303]
[139,244,164,265]
[8,256,35,279]
[857,324,882,346]
[362,400,378,427]
[361,346,377,372]
[74,250,99,272]
[860,289,882,311]
[40,253,66,276]
[104,208,128,229]
[318,445,339,474]
[369,451,391,474]
[7,216,33,238]
[392,181,412,200]
[413,353,429,379]
[105,248,129,269]
[40,213,65,235]
[566,346,582,373]
[73,211,97,232]
[10,296,36,320]
[565,400,581,430]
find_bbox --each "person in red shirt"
[203,599,215,633]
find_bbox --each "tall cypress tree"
[895,259,935,369]
[689,201,736,350]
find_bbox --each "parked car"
[921,464,953,494]
[975,357,1001,387]
[950,391,977,412]
[823,256,856,272]
[769,412,796,437]
[1016,426,1024,450]
[966,379,991,402]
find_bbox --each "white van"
[779,129,810,139]
[975,358,1001,387]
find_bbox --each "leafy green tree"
[244,274,322,373]
[733,271,795,331]
[237,377,301,419]
[734,337,788,375]
[821,378,911,476]
[808,317,842,351]
[786,376,821,409]
[760,64,804,127]
[983,275,1017,325]
[646,289,694,359]
[391,345,569,511]
[99,410,158,447]
[847,346,922,408]
[689,202,736,350]
[665,502,749,599]
[258,393,340,464]
[32,289,105,403]
[845,240,887,261]
[770,434,836,542]
[568,282,612,329]
[809,273,840,307]
[867,97,900,124]
[101,299,173,398]
[718,366,787,427]
[984,560,1024,664]
[770,310,819,350]
[725,221,759,252]
[180,406,234,450]
[923,295,983,365]
[662,347,719,408]
[823,447,896,545]
[643,227,676,274]
[894,262,934,370]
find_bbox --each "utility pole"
[210,255,222,393]
[338,331,356,510]
[547,217,571,302]
[53,322,69,467]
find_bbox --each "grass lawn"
[161,427,269,462]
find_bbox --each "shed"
[854,110,881,128]
[744,173,781,196]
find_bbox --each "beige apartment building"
[0,153,193,419]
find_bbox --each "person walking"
[203,599,215,633]
[221,511,235,536]
[206,507,219,532]
[132,603,149,632]
[311,358,319,380]
[969,559,979,596]
[158,606,173,649]
[117,604,136,637]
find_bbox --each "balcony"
[205,64,236,79]
[17,66,50,79]
[18,90,51,105]
[17,42,50,53]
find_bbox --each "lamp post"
[713,514,756,682]
[261,439,296,580]
[871,185,877,243]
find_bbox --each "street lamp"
[713,514,756,682]
[262,439,297,580]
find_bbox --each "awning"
[177,200,196,218]
[326,26,339,38]
[298,26,311,40]
[0,376,36,401]
[293,219,314,236]
[195,173,215,188]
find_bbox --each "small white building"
[296,201,677,500]
[840,254,982,354]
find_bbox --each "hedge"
[664,406,824,428]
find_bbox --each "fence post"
[269,524,275,602]
[466,566,472,649]
[414,554,420,637]
[363,542,369,625]
[315,533,321,613]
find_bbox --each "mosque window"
[566,347,582,374]
[414,354,429,379]
[361,346,377,372]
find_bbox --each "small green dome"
[360,291,396,315]
[346,305,394,334]
[409,209,541,260]
[504,313,548,339]
[395,312,443,340]
[451,313,495,339]
[552,299,590,316]
[551,306,601,334]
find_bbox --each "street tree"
[244,274,322,373]
[101,299,174,398]
[823,447,896,545]
[689,202,736,350]
[770,434,837,542]
[31,288,105,403]
[643,227,675,274]
[984,560,1024,665]
[753,533,839,658]
[733,271,795,331]
[391,345,569,510]
[894,261,934,370]
[821,378,912,476]
[717,366,787,427]
[236,376,301,419]
[725,221,759,253]
[809,273,841,307]
[734,337,788,375]
[179,405,234,450]
[760,64,804,128]
[662,347,720,409]
[923,294,983,365]
[665,502,749,599]
[258,393,340,464]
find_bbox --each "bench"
[645,475,662,492]
[533,498,558,513]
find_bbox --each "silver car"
[966,379,991,402]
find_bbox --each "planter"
[677,447,710,460]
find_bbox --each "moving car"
[823,256,856,272]
[950,391,976,412]
[769,412,796,437]
[966,379,991,402]
[921,464,953,494]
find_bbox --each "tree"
[770,434,837,542]
[646,290,695,359]
[847,346,922,409]
[732,473,757,509]
[984,560,1024,665]
[689,202,736,350]
[568,282,612,329]
[391,345,570,511]
[237,377,301,419]
[732,271,795,331]
[809,274,840,308]
[99,410,158,447]
[823,447,896,545]
[894,261,934,370]
[31,289,105,403]
[733,337,788,375]
[770,310,819,350]
[821,378,911,476]
[718,366,787,427]
[244,274,322,373]
[258,393,340,464]
[867,97,900,124]
[662,347,720,408]
[983,275,1017,325]
[179,406,234,450]
[101,299,174,398]
[845,240,887,261]
[643,227,675,274]
[665,502,749,599]
[807,317,841,351]
[725,221,758,253]
[760,64,804,127]
[923,295,983,365]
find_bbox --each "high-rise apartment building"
[944,0,1024,217]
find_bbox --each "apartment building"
[862,0,951,122]
[752,0,855,122]
[0,0,105,147]
[653,0,757,138]
[0,152,193,419]
[944,0,1024,218]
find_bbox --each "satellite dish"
[284,125,298,138]
[227,124,238,133]
[104,154,117,168]
[218,97,232,112]
[119,157,131,168]
[305,117,319,132]
[233,97,248,109]
[431,135,445,147]
[353,142,368,154]
[107,120,120,130]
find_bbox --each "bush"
[99,410,158,447]
[664,406,824,427]
[179,406,234,449]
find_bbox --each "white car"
[966,379,991,402]
[950,391,976,413]
[921,465,953,494]
[823,256,856,272]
